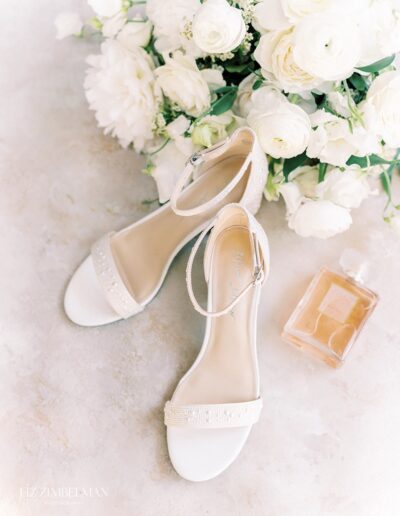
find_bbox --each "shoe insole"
[111,155,251,304]
[173,225,259,405]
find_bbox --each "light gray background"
[1,2,400,515]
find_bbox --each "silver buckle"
[186,138,228,167]
[252,232,264,286]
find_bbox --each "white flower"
[279,182,303,215]
[102,12,126,37]
[84,40,159,151]
[88,0,121,18]
[316,167,372,209]
[146,0,201,55]
[288,200,352,238]
[155,53,210,117]
[234,75,257,117]
[365,71,400,148]
[248,86,311,158]
[307,110,380,167]
[117,18,152,49]
[281,0,334,22]
[254,29,323,93]
[192,0,246,54]
[55,12,83,39]
[200,68,226,90]
[191,111,238,148]
[252,0,292,32]
[293,14,361,81]
[289,165,319,197]
[357,0,400,66]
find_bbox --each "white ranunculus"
[316,167,372,209]
[289,165,319,197]
[88,0,121,18]
[85,40,159,151]
[293,14,361,81]
[248,86,311,158]
[151,136,195,203]
[117,18,152,49]
[254,29,323,93]
[55,12,83,39]
[192,0,246,54]
[365,71,400,148]
[307,110,380,167]
[102,12,126,37]
[146,0,201,55]
[155,53,210,117]
[279,182,303,215]
[289,200,352,238]
[281,0,333,22]
[252,0,292,32]
[357,0,400,66]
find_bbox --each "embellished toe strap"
[91,233,144,319]
[164,398,262,429]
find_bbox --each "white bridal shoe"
[64,127,267,326]
[164,203,270,481]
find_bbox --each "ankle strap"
[186,218,266,318]
[170,136,254,217]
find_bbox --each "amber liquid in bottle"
[282,267,378,368]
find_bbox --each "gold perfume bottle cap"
[339,248,369,284]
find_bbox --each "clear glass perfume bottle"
[281,250,379,368]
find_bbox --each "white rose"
[117,18,152,49]
[281,0,333,22]
[192,0,246,54]
[307,110,380,167]
[252,0,291,32]
[85,40,159,151]
[88,0,121,18]
[293,14,361,81]
[54,12,83,39]
[155,53,210,117]
[254,29,323,94]
[248,86,311,159]
[289,200,352,238]
[289,165,319,197]
[357,0,400,66]
[365,71,400,148]
[316,167,372,209]
[146,0,201,55]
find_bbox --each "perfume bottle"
[282,249,379,368]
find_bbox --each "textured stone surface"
[1,2,400,515]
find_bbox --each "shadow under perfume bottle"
[282,249,379,368]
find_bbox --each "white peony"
[307,110,380,167]
[117,18,152,49]
[254,29,323,93]
[288,200,352,238]
[146,0,201,55]
[88,0,121,18]
[252,0,292,32]
[84,40,159,151]
[155,53,210,117]
[248,86,311,158]
[55,12,83,39]
[365,71,400,148]
[293,14,362,81]
[192,0,246,54]
[357,0,400,66]
[316,167,372,209]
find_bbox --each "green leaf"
[346,154,395,168]
[225,63,249,73]
[252,78,264,90]
[318,162,328,183]
[214,86,237,94]
[209,90,237,116]
[357,55,395,74]
[283,152,308,180]
[380,169,392,199]
[348,73,368,92]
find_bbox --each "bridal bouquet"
[56,0,400,238]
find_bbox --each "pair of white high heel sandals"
[65,128,270,481]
